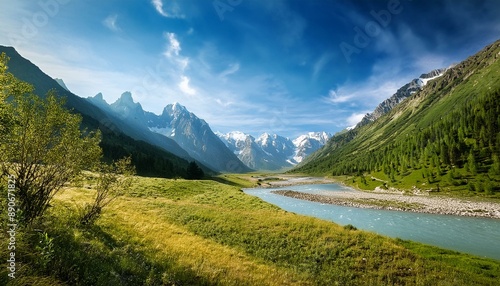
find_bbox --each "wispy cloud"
[215,98,233,107]
[103,14,120,32]
[163,32,181,57]
[324,89,352,104]
[219,62,240,79]
[160,32,197,96]
[151,0,184,18]
[178,75,196,95]
[312,53,333,80]
[346,112,369,127]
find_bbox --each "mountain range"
[0,44,332,174]
[0,45,214,177]
[216,131,331,171]
[294,39,500,192]
[88,91,332,172]
[87,92,252,173]
[4,38,498,183]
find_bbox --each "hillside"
[0,46,212,178]
[293,40,500,194]
[1,175,499,285]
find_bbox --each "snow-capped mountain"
[357,68,447,127]
[293,132,330,163]
[88,92,250,173]
[256,133,296,163]
[217,131,331,170]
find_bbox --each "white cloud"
[312,53,333,80]
[346,112,368,127]
[219,62,240,79]
[103,14,120,32]
[151,0,184,18]
[163,32,181,57]
[178,76,196,95]
[325,89,351,104]
[215,98,233,107]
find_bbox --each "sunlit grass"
[2,175,499,285]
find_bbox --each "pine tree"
[186,161,204,180]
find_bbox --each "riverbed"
[244,182,500,260]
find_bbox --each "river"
[244,183,500,260]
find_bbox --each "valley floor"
[254,174,500,218]
[273,188,500,219]
[3,174,500,285]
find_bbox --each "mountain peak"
[95,92,104,100]
[111,91,143,109]
[164,102,188,115]
[88,92,108,104]
[119,91,134,103]
[356,67,447,128]
[54,78,70,91]
[173,102,187,112]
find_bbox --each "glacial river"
[244,183,500,260]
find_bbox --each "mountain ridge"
[217,131,331,171]
[357,68,447,128]
[88,92,251,173]
[293,39,500,193]
[0,45,210,178]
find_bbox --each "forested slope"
[294,40,500,193]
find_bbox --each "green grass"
[1,175,500,285]
[293,40,500,198]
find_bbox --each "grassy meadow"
[1,174,500,285]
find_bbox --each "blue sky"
[1,0,499,138]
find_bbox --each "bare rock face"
[357,68,447,127]
[217,131,331,171]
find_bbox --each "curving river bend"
[244,183,500,260]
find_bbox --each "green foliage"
[1,176,499,285]
[80,157,135,225]
[35,232,55,270]
[293,40,500,195]
[0,57,102,223]
[186,161,204,180]
[343,224,358,231]
[96,126,192,179]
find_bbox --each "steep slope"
[90,92,251,173]
[256,133,296,165]
[221,132,285,170]
[358,68,446,127]
[149,102,251,173]
[217,131,331,170]
[294,40,500,192]
[0,45,204,178]
[292,132,331,163]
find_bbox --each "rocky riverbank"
[272,189,500,219]
[254,175,335,188]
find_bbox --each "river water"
[244,183,500,260]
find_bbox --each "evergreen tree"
[186,161,204,180]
